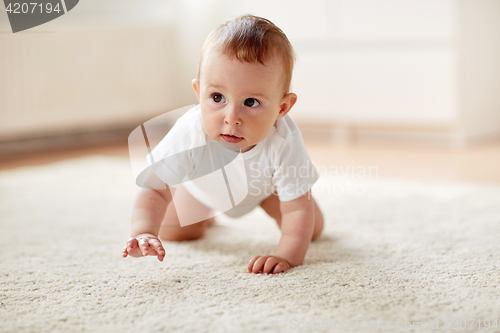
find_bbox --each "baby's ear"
[278,92,297,119]
[192,79,200,101]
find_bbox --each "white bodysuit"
[137,104,319,218]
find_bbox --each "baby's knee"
[159,223,206,242]
[311,216,324,241]
[311,226,323,241]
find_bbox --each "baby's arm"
[248,191,314,274]
[122,187,172,261]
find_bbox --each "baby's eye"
[212,94,225,103]
[244,98,260,107]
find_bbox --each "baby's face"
[193,50,296,153]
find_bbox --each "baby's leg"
[159,185,214,241]
[259,191,324,241]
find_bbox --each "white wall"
[0,0,187,139]
[1,0,499,145]
[458,0,500,140]
[228,0,460,127]
[228,0,500,144]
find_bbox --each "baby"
[122,15,324,274]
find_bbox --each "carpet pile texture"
[1,156,499,332]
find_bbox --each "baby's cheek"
[201,115,219,136]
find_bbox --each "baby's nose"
[224,108,242,126]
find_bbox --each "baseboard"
[0,125,136,157]
[3,121,499,157]
[297,122,500,149]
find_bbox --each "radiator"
[0,25,187,141]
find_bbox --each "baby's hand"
[122,233,165,262]
[247,255,291,274]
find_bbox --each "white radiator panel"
[0,26,185,139]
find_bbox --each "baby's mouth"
[221,134,243,143]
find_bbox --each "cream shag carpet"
[1,156,499,333]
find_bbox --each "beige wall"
[0,1,187,140]
[1,0,499,146]
[458,0,500,141]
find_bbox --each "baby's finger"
[247,256,261,272]
[149,238,165,261]
[251,256,269,274]
[122,246,129,258]
[263,257,280,274]
[148,238,165,254]
[273,262,288,274]
[127,238,138,252]
[138,238,150,256]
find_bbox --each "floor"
[1,138,500,184]
[306,139,500,184]
[3,149,500,332]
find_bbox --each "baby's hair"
[197,14,295,96]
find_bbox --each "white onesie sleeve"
[271,121,319,202]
